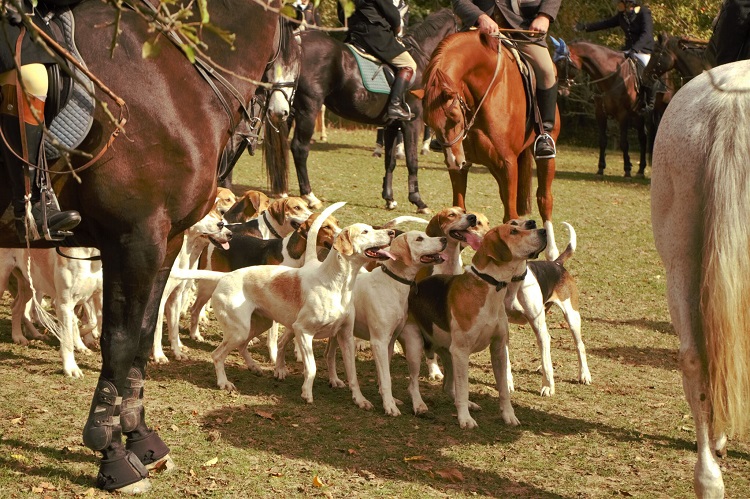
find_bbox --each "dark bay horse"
[269,8,457,214]
[0,0,280,492]
[422,31,560,260]
[643,32,713,89]
[552,39,649,177]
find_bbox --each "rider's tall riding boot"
[1,87,81,243]
[387,67,415,121]
[534,83,558,159]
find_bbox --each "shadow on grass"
[587,346,678,371]
[587,316,674,335]
[0,438,96,487]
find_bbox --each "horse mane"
[406,9,454,41]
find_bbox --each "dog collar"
[470,266,527,291]
[262,211,283,239]
[381,264,415,287]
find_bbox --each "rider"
[708,0,750,65]
[575,0,655,109]
[1,0,81,243]
[347,0,416,121]
[452,0,561,159]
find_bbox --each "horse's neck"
[577,47,631,90]
[675,49,711,78]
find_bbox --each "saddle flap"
[345,44,394,94]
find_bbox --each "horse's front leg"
[489,157,519,222]
[290,97,323,209]
[620,117,633,177]
[595,100,607,175]
[401,119,430,214]
[82,229,181,493]
[382,124,400,210]
[636,116,648,177]
[448,166,470,210]
[535,155,559,260]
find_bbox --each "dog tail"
[380,216,428,229]
[701,82,750,440]
[305,201,346,266]
[169,268,226,283]
[554,222,576,266]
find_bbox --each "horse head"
[265,16,302,127]
[550,37,575,97]
[643,32,676,84]
[423,68,470,169]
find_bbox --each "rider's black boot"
[534,84,558,159]
[387,67,415,121]
[1,92,81,243]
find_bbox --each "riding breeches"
[390,50,417,73]
[517,43,557,90]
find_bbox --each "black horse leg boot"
[534,84,558,159]
[1,85,81,243]
[387,67,415,121]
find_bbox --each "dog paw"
[579,370,592,385]
[501,411,521,426]
[468,401,482,412]
[458,415,478,429]
[218,381,238,392]
[383,403,401,417]
[427,372,444,382]
[413,402,429,416]
[191,333,206,343]
[274,367,288,380]
[329,377,346,389]
[12,335,29,346]
[152,354,170,365]
[301,392,314,404]
[355,397,374,410]
[64,365,84,379]
[540,385,554,397]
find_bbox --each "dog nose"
[467,214,477,226]
[227,232,233,240]
[527,220,537,229]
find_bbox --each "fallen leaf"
[255,410,275,420]
[312,475,325,487]
[10,416,24,425]
[38,482,56,490]
[435,468,464,483]
[170,424,179,432]
[11,454,27,463]
[403,455,426,462]
[202,457,219,467]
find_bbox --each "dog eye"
[416,236,424,241]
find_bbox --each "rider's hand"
[476,14,499,34]
[529,14,551,34]
[574,22,586,32]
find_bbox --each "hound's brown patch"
[271,273,303,309]
[334,228,354,256]
[449,276,490,332]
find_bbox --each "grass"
[1,128,749,498]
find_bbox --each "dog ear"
[250,191,269,214]
[270,198,287,225]
[333,228,354,256]
[389,234,412,266]
[473,228,512,267]
[425,214,442,237]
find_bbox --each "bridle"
[262,21,301,131]
[644,41,672,83]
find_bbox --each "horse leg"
[82,230,181,492]
[636,116,648,177]
[489,158,519,222]
[402,120,430,214]
[595,101,607,175]
[382,124,400,210]
[290,98,323,209]
[620,118,633,177]
[448,166,470,210]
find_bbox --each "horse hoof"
[417,207,431,215]
[624,171,632,178]
[635,172,645,179]
[596,168,604,176]
[385,200,398,210]
[116,478,152,495]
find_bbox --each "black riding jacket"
[582,5,654,54]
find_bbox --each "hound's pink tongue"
[464,231,482,251]
[221,241,230,250]
[378,249,396,260]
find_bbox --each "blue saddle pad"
[345,45,392,95]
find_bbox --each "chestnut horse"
[651,60,750,499]
[0,0,280,492]
[422,31,560,260]
[552,39,649,177]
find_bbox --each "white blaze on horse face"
[266,62,296,126]
[443,142,466,170]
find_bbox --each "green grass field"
[1,128,748,498]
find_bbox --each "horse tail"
[517,148,533,217]
[701,81,750,439]
[264,120,290,196]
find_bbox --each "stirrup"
[534,133,556,159]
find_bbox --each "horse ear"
[411,88,425,99]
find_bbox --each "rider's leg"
[1,64,80,243]
[519,43,558,159]
[386,51,417,121]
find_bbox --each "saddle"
[38,6,96,160]
[498,37,541,133]
[345,43,395,94]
